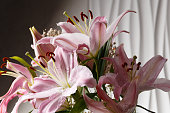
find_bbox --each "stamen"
[50,56,56,62]
[73,16,79,22]
[137,62,141,70]
[29,66,36,71]
[80,12,84,21]
[38,55,45,59]
[2,57,9,62]
[83,14,88,19]
[127,68,133,72]
[89,10,93,19]
[133,55,137,60]
[67,18,74,25]
[0,71,7,76]
[40,62,46,68]
[1,63,6,69]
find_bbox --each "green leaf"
[10,56,36,78]
[70,97,87,113]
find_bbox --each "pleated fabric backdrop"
[89,0,170,112]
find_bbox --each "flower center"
[122,55,141,81]
[63,10,94,35]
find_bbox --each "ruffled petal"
[57,22,81,33]
[90,16,107,31]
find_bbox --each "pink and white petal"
[57,22,81,33]
[38,93,66,113]
[90,22,107,55]
[69,65,97,88]
[36,37,54,45]
[0,89,27,113]
[30,77,58,92]
[0,76,25,100]
[6,62,32,82]
[52,33,90,52]
[30,27,43,43]
[105,10,136,40]
[153,78,170,92]
[83,90,111,113]
[118,81,138,113]
[138,55,167,85]
[11,87,62,113]
[90,16,107,31]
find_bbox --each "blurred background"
[0,0,170,112]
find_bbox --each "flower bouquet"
[1,10,170,113]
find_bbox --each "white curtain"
[89,0,170,112]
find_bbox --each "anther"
[80,12,84,21]
[46,52,55,57]
[29,66,36,71]
[83,14,88,19]
[122,62,128,68]
[127,68,133,72]
[1,63,6,69]
[131,61,135,65]
[38,55,45,59]
[73,16,79,22]
[2,57,9,62]
[50,56,56,62]
[133,55,137,60]
[137,62,141,70]
[67,18,74,25]
[40,62,46,68]
[89,10,93,19]
[0,71,7,76]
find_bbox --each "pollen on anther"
[1,63,6,69]
[29,66,36,71]
[67,18,74,25]
[40,62,46,68]
[46,52,55,57]
[73,16,79,22]
[89,10,93,19]
[2,57,9,62]
[80,12,84,21]
[38,55,45,59]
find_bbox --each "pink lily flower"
[83,78,138,113]
[37,10,135,58]
[11,47,96,113]
[0,61,34,113]
[105,44,170,96]
[30,27,55,67]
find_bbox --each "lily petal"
[57,22,81,33]
[90,21,107,55]
[153,78,170,92]
[38,93,66,113]
[83,90,111,113]
[138,55,167,85]
[98,73,122,100]
[11,87,62,113]
[52,33,90,52]
[0,76,25,100]
[6,62,32,82]
[105,10,136,40]
[30,77,59,92]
